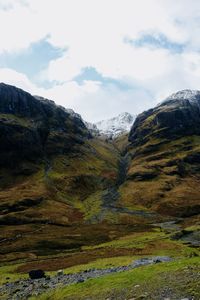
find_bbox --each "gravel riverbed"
[0,256,172,299]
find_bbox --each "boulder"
[57,270,64,276]
[29,269,46,280]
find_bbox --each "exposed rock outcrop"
[0,83,90,167]
[129,90,200,145]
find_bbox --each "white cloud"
[46,54,82,82]
[2,0,200,121]
[0,68,36,91]
[0,67,152,122]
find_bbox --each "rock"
[77,278,84,283]
[136,293,149,299]
[83,269,88,273]
[29,269,46,280]
[132,256,171,268]
[57,270,64,276]
[152,256,172,263]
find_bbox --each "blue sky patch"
[74,67,133,90]
[125,32,185,53]
[0,38,66,87]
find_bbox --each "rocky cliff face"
[129,90,200,145]
[0,83,89,168]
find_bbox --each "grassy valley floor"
[0,222,199,299]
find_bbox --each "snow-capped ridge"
[95,112,135,138]
[34,95,134,138]
[163,89,200,103]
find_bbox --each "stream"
[0,256,172,300]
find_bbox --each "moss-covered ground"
[29,257,200,300]
[0,225,199,299]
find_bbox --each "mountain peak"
[117,112,133,120]
[0,83,89,167]
[129,88,200,145]
[95,112,135,138]
[163,89,200,103]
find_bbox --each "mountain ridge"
[0,83,199,272]
[95,112,135,138]
[0,82,90,169]
[124,88,200,217]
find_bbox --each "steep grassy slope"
[0,135,126,261]
[0,85,161,263]
[119,91,200,219]
[0,84,125,262]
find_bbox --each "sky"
[1,0,200,122]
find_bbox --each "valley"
[0,84,199,299]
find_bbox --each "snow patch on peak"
[95,112,135,138]
[164,89,200,102]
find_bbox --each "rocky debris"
[0,256,172,299]
[132,257,171,267]
[171,229,200,247]
[153,221,182,233]
[29,269,46,280]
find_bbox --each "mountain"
[0,83,90,169]
[54,107,100,137]
[0,83,124,261]
[121,89,200,217]
[60,111,135,138]
[95,112,135,138]
[130,89,200,144]
[0,85,200,300]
